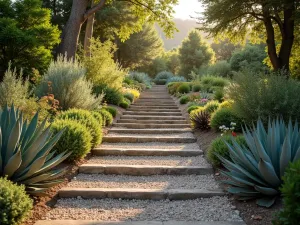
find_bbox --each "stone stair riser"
[102,137,196,143]
[117,120,188,124]
[123,112,182,116]
[92,149,203,156]
[120,116,186,120]
[113,124,190,128]
[108,129,192,134]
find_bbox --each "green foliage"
[210,107,242,131]
[104,106,117,118]
[207,135,246,167]
[206,60,232,77]
[166,76,186,84]
[179,29,215,78]
[117,24,164,70]
[0,64,29,108]
[51,119,92,161]
[36,55,102,110]
[201,75,229,87]
[0,0,61,77]
[128,72,152,88]
[213,88,224,102]
[119,101,129,109]
[203,100,220,114]
[228,70,300,124]
[177,83,190,94]
[0,105,70,195]
[93,84,123,106]
[81,38,127,89]
[154,71,173,85]
[140,56,168,78]
[58,109,102,147]
[218,118,300,207]
[123,93,134,103]
[230,45,268,73]
[167,82,182,95]
[179,95,190,104]
[164,49,181,74]
[274,160,300,225]
[192,83,201,92]
[95,109,113,126]
[211,39,241,61]
[0,177,33,225]
[188,105,201,114]
[190,109,210,130]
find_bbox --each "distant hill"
[156,18,210,50]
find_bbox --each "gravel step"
[59,188,226,200]
[108,128,192,134]
[105,133,194,138]
[66,174,218,190]
[117,119,188,124]
[99,142,202,150]
[121,116,185,120]
[86,156,209,167]
[103,136,196,143]
[127,109,181,112]
[123,112,182,116]
[129,106,178,109]
[39,197,243,222]
[92,148,202,156]
[79,165,213,175]
[35,221,246,225]
[114,124,190,129]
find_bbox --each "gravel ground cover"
[87,156,210,167]
[99,142,201,150]
[105,133,195,138]
[67,174,219,190]
[42,197,242,222]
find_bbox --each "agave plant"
[190,110,210,130]
[218,118,300,207]
[0,105,70,196]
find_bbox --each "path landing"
[35,85,245,225]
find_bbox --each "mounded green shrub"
[104,106,117,117]
[188,105,201,114]
[192,83,201,92]
[177,83,190,94]
[180,95,190,104]
[94,109,113,126]
[214,88,224,102]
[91,111,103,125]
[274,160,300,225]
[167,76,186,84]
[51,119,92,161]
[123,93,134,103]
[168,82,182,95]
[207,135,246,167]
[0,178,33,225]
[93,84,123,105]
[218,100,233,109]
[154,71,173,84]
[210,107,242,132]
[203,100,220,114]
[58,109,102,147]
[129,72,152,88]
[119,100,129,109]
[201,75,229,87]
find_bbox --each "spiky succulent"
[0,105,70,196]
[218,118,300,207]
[190,110,210,130]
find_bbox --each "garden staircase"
[35,85,245,225]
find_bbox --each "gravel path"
[43,197,242,222]
[99,142,201,150]
[105,133,195,138]
[87,156,210,167]
[67,174,219,190]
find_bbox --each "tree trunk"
[84,0,95,57]
[57,0,89,58]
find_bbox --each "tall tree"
[117,24,164,69]
[178,29,215,78]
[57,0,178,58]
[198,0,300,75]
[211,39,241,61]
[0,0,60,79]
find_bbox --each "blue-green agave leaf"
[258,159,281,187]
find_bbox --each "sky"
[173,0,203,20]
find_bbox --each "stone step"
[92,148,202,156]
[129,106,178,109]
[58,188,226,200]
[132,103,177,107]
[79,164,214,175]
[117,119,188,124]
[35,221,246,225]
[120,116,186,120]
[108,128,192,134]
[114,123,189,129]
[123,111,182,116]
[127,108,181,112]
[102,136,196,143]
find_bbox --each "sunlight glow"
[174,0,203,20]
